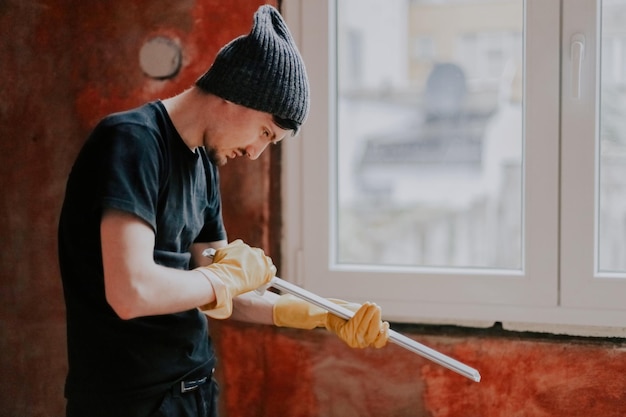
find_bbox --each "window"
[282,0,626,334]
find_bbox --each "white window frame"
[281,0,626,336]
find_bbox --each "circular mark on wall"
[139,36,182,79]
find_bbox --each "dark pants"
[151,376,219,417]
[66,375,219,417]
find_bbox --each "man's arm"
[230,291,279,324]
[101,208,218,319]
[190,234,389,347]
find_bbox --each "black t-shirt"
[58,101,226,403]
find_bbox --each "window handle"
[570,34,585,99]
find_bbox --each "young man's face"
[204,101,291,166]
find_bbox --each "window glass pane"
[598,0,626,273]
[335,0,524,269]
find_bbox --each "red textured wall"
[213,321,626,417]
[0,1,273,416]
[1,1,626,416]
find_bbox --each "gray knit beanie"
[196,5,310,126]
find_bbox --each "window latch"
[571,33,586,99]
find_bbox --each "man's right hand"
[195,239,276,319]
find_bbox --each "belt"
[173,367,215,395]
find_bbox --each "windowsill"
[390,321,626,342]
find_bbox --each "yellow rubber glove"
[196,240,276,319]
[325,302,390,349]
[273,294,389,348]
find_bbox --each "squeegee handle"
[201,248,481,382]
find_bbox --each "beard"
[207,147,227,166]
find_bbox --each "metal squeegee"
[202,248,481,382]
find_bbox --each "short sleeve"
[90,121,163,230]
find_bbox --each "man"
[58,5,389,417]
